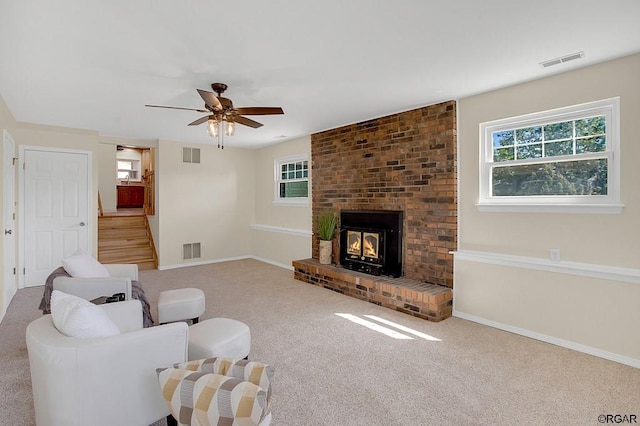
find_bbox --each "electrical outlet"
[550,249,561,262]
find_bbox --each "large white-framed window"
[274,154,309,206]
[478,97,622,214]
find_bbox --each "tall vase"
[319,240,333,265]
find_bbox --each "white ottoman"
[158,288,205,324]
[188,318,251,361]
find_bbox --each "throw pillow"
[157,368,268,426]
[50,290,120,338]
[61,249,110,278]
[173,357,275,401]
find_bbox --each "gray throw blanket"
[39,266,154,328]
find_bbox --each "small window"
[478,98,622,213]
[117,160,140,181]
[274,154,309,205]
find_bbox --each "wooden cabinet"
[117,185,144,208]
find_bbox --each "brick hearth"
[293,259,452,322]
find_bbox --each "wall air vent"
[182,147,201,163]
[183,242,201,260]
[540,51,585,68]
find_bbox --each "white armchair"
[52,263,138,301]
[26,300,189,426]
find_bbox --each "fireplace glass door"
[344,229,382,263]
[346,231,361,256]
[362,232,379,259]
[339,210,402,277]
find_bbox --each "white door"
[22,148,90,287]
[3,131,16,310]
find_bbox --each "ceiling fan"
[145,83,284,148]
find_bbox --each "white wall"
[156,140,255,269]
[251,136,312,269]
[455,53,640,366]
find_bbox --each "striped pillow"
[157,368,268,426]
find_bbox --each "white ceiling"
[1,0,639,149]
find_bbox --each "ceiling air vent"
[540,51,584,68]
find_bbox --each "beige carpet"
[2,259,639,425]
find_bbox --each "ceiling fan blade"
[235,107,284,116]
[187,116,211,126]
[234,115,263,128]
[197,89,222,110]
[145,104,209,113]
[218,97,233,108]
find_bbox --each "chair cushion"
[61,249,110,278]
[157,288,205,324]
[157,368,268,426]
[50,290,120,338]
[188,318,251,361]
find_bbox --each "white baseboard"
[453,309,640,369]
[158,255,294,272]
[249,256,294,271]
[158,255,252,271]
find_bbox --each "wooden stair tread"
[98,231,146,236]
[99,241,150,249]
[98,214,157,270]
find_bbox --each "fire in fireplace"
[339,210,402,277]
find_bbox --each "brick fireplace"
[294,100,457,321]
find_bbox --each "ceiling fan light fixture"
[206,118,219,138]
[225,120,235,136]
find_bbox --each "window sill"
[273,199,309,207]
[476,203,624,214]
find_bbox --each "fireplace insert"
[339,210,402,277]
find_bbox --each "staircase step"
[101,257,156,270]
[98,228,149,239]
[98,213,157,270]
[99,247,153,262]
[98,216,146,229]
[99,239,150,250]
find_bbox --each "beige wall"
[0,95,17,318]
[456,53,640,366]
[97,143,117,213]
[251,136,312,268]
[156,140,255,268]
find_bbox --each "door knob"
[79,222,86,226]
[4,229,11,235]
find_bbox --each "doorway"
[19,146,91,288]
